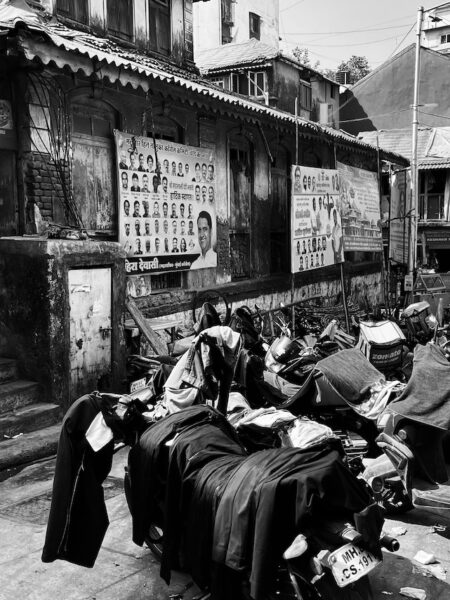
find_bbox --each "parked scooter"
[237,311,393,460]
[362,341,450,515]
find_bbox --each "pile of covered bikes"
[41,294,450,600]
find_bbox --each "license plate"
[130,377,147,393]
[329,542,380,588]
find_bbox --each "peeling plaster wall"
[0,238,127,409]
[139,268,382,351]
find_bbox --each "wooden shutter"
[149,0,171,55]
[107,0,133,41]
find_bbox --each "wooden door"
[72,138,116,233]
[0,150,17,236]
[69,268,112,400]
[270,163,289,273]
[230,144,252,280]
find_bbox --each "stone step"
[0,423,61,476]
[0,403,62,439]
[0,380,42,415]
[0,358,18,383]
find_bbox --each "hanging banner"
[389,169,411,265]
[291,165,344,273]
[115,131,217,279]
[337,162,383,252]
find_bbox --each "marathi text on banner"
[337,162,383,252]
[115,131,217,286]
[290,165,344,274]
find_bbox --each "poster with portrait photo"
[337,162,383,252]
[291,165,344,274]
[115,131,217,285]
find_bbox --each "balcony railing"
[419,193,447,221]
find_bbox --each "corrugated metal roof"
[358,127,450,168]
[0,2,408,163]
[196,38,278,72]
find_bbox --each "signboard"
[389,169,411,265]
[426,231,450,248]
[115,131,217,280]
[337,162,383,252]
[291,165,344,273]
[404,274,413,291]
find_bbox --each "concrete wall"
[340,45,450,135]
[0,238,126,410]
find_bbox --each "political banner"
[115,131,217,283]
[389,169,411,265]
[291,165,344,274]
[337,162,383,252]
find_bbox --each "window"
[107,0,133,41]
[441,33,450,43]
[221,0,234,44]
[300,82,312,111]
[249,12,260,40]
[248,71,266,98]
[149,0,171,56]
[231,73,240,93]
[330,83,336,99]
[210,76,226,89]
[56,0,88,24]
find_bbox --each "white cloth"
[190,248,217,269]
[85,413,113,452]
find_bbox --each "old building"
[0,0,406,468]
[194,0,340,125]
[339,32,450,277]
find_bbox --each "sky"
[279,0,442,71]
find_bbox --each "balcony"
[419,193,447,221]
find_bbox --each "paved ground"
[0,449,449,600]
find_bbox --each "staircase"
[0,358,62,476]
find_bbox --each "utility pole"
[408,5,424,281]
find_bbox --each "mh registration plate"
[329,542,380,588]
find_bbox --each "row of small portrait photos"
[131,237,196,255]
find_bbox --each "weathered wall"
[0,238,127,409]
[138,263,382,349]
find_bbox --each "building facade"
[0,0,406,423]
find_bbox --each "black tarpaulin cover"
[389,342,450,430]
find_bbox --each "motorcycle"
[43,324,399,600]
[362,341,450,515]
[125,403,398,600]
[236,311,393,460]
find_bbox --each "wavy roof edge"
[0,4,408,165]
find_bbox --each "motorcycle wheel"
[378,487,413,516]
[145,524,164,560]
[192,289,231,326]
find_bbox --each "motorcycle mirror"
[283,534,308,560]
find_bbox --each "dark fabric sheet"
[212,444,376,600]
[389,343,450,430]
[42,393,114,568]
[128,405,380,600]
[314,348,385,405]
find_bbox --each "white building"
[422,3,450,54]
[193,0,280,57]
